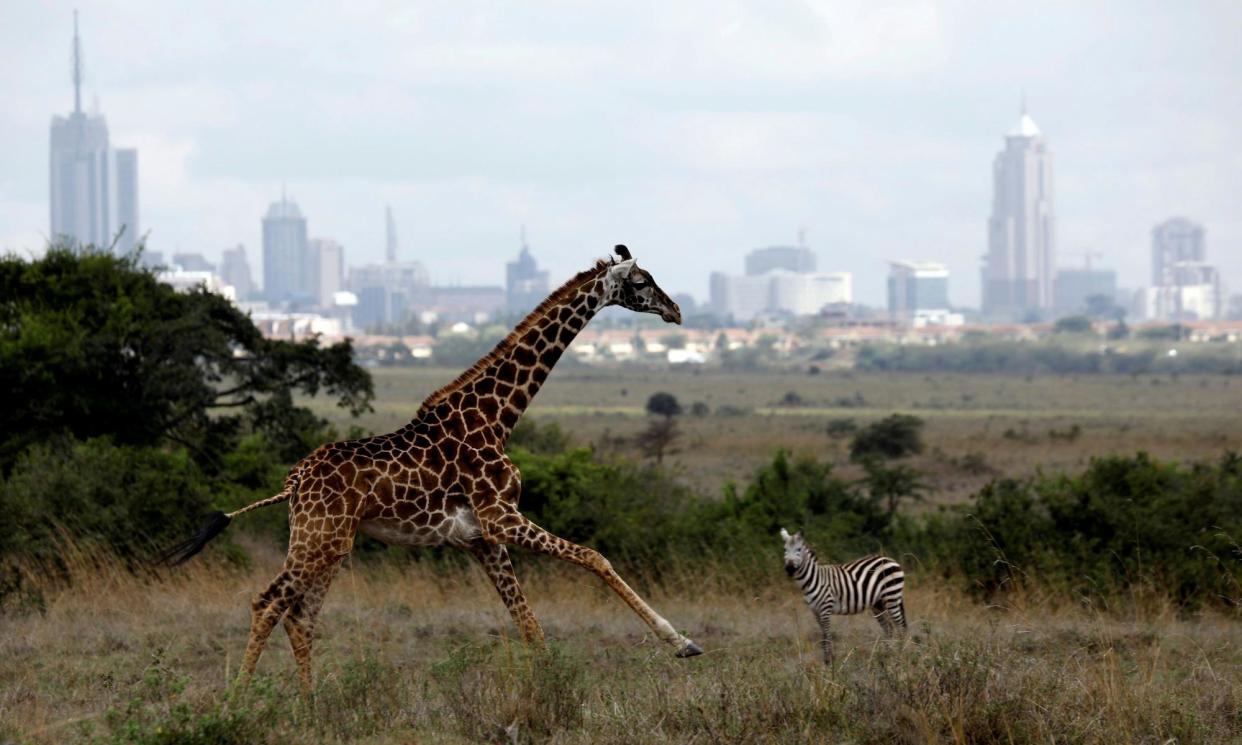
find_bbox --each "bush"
[0,438,211,574]
[850,414,925,461]
[508,419,570,455]
[952,453,1242,608]
[1053,315,1093,334]
[645,392,682,418]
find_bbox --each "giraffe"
[160,245,702,691]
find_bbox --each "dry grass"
[310,368,1242,502]
[3,542,1239,744]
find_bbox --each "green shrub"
[951,453,1242,608]
[0,437,210,566]
[850,414,924,461]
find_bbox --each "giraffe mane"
[419,259,612,409]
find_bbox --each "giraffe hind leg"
[282,558,344,694]
[240,567,299,683]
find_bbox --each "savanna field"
[3,365,1240,744]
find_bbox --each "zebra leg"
[816,611,834,664]
[873,604,895,637]
[887,596,908,634]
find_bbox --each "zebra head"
[779,527,809,576]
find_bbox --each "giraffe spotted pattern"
[167,246,702,691]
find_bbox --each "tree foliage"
[0,247,373,472]
[849,414,925,462]
[645,391,682,418]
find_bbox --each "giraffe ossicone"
[161,245,701,690]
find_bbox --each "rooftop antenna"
[797,226,807,248]
[1020,88,1028,117]
[520,223,527,250]
[72,9,83,114]
[385,205,398,263]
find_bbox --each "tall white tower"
[982,101,1055,321]
[49,12,139,253]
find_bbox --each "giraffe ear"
[608,259,636,279]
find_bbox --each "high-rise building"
[745,245,817,276]
[114,148,139,252]
[506,228,549,314]
[1151,218,1206,286]
[49,13,139,253]
[220,244,254,300]
[1143,217,1221,321]
[171,252,214,272]
[982,103,1055,321]
[349,208,429,328]
[889,261,951,321]
[1054,268,1117,316]
[262,196,310,306]
[309,238,344,308]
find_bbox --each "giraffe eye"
[630,278,648,289]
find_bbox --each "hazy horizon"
[2,1,1240,307]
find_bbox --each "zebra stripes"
[780,528,907,662]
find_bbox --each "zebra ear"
[779,528,790,541]
[795,530,804,540]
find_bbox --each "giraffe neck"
[418,263,611,444]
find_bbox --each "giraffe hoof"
[675,640,703,658]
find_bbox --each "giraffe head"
[604,245,681,324]
[780,527,809,576]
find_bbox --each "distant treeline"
[1,248,1239,614]
[4,419,1238,612]
[855,340,1242,376]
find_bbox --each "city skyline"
[2,3,1240,306]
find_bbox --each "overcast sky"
[2,1,1240,306]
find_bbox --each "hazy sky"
[2,1,1240,306]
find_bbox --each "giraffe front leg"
[468,540,545,645]
[480,508,702,658]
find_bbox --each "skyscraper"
[262,196,310,306]
[1151,217,1205,286]
[309,238,344,308]
[220,244,254,300]
[745,245,817,275]
[982,103,1055,321]
[505,228,549,315]
[1143,217,1221,320]
[348,208,428,328]
[889,261,951,321]
[49,13,139,253]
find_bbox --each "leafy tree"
[0,246,373,472]
[849,414,924,462]
[1053,315,1093,334]
[636,417,680,464]
[508,419,570,455]
[645,392,682,418]
[859,458,926,520]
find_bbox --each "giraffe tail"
[156,481,296,566]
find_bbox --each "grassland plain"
[5,370,1239,743]
[306,368,1242,503]
[2,542,1239,744]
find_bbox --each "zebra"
[780,527,907,663]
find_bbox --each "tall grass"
[2,542,1238,744]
